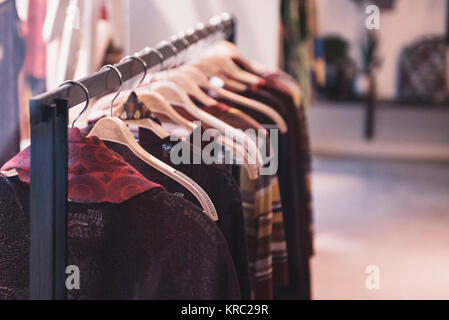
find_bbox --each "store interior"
[0,0,448,300]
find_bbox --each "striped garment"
[239,169,288,300]
[171,97,290,299]
[201,102,289,300]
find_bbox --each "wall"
[316,0,447,100]
[126,0,280,69]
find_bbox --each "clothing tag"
[117,91,161,125]
[120,91,143,120]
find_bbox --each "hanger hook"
[120,55,147,87]
[100,64,122,117]
[58,80,89,128]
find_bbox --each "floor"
[310,157,449,300]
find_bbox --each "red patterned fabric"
[1,128,161,203]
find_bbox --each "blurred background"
[1,0,448,299]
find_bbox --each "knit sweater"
[0,129,240,300]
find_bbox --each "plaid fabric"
[258,78,314,261]
[193,101,289,300]
[239,169,288,300]
[270,176,289,287]
[218,79,313,299]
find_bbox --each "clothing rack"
[28,13,237,300]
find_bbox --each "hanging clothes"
[2,13,315,300]
[86,97,252,299]
[91,94,290,300]
[0,128,241,300]
[0,0,24,166]
[179,96,290,299]
[215,62,313,299]
[165,99,290,300]
[81,45,311,300]
[102,130,252,300]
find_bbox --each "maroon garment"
[253,79,314,257]
[175,99,289,299]
[0,129,240,300]
[217,76,312,300]
[106,130,251,299]
[196,101,290,294]
[0,176,240,300]
[195,100,265,132]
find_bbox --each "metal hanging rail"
[29,12,236,300]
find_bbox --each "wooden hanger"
[220,77,248,92]
[190,21,262,85]
[192,54,262,85]
[212,41,302,106]
[109,55,170,139]
[181,65,288,133]
[113,91,170,139]
[149,79,259,178]
[158,71,218,107]
[88,65,218,221]
[91,88,196,134]
[125,118,169,139]
[89,117,218,220]
[134,89,197,133]
[89,93,172,140]
[90,53,196,135]
[150,41,218,107]
[150,81,264,165]
[211,87,288,133]
[188,59,246,91]
[150,81,260,179]
[211,41,269,75]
